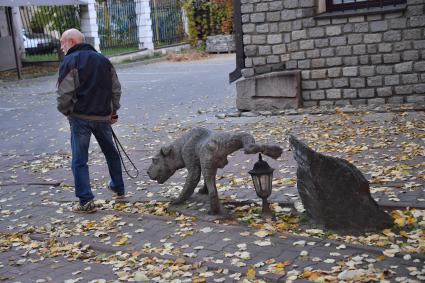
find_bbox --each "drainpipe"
[229,0,244,83]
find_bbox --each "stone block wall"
[206,35,236,53]
[240,0,425,107]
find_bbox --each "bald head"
[60,28,85,55]
[62,28,85,42]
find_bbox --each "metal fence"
[19,5,80,62]
[17,0,187,62]
[95,0,139,56]
[150,0,186,48]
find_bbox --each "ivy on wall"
[182,0,233,47]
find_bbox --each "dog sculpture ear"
[160,146,172,156]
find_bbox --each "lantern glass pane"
[252,176,261,192]
[255,174,272,197]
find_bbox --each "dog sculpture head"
[147,145,180,184]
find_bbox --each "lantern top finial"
[249,153,274,176]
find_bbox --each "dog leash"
[111,128,139,178]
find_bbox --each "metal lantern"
[249,153,275,219]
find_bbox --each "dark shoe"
[107,182,125,199]
[72,200,96,213]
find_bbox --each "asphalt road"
[0,54,237,155]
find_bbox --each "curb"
[215,103,425,119]
[114,56,167,70]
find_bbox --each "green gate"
[96,0,139,56]
[19,5,80,62]
[150,0,186,48]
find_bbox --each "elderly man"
[57,28,125,213]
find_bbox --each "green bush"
[29,6,80,34]
[182,0,233,46]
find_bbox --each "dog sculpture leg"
[198,183,208,194]
[202,167,220,215]
[171,166,201,204]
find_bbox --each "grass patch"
[0,62,59,81]
[23,53,59,62]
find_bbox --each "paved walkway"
[0,57,424,282]
[1,108,424,282]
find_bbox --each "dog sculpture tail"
[236,133,283,159]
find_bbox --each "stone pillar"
[80,0,100,51]
[181,8,189,37]
[316,0,326,14]
[136,0,154,50]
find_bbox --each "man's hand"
[111,114,118,124]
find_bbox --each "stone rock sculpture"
[289,135,393,232]
[147,128,282,214]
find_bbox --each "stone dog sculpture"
[147,127,282,214]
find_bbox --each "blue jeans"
[69,117,124,205]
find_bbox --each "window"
[326,0,407,12]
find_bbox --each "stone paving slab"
[1,65,425,282]
[1,198,424,282]
[1,136,424,212]
[1,248,117,283]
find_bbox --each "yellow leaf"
[114,202,128,211]
[272,261,290,275]
[302,271,318,280]
[246,266,256,280]
[376,255,385,261]
[85,221,96,229]
[375,240,389,247]
[394,217,406,227]
[113,236,129,246]
[275,261,291,269]
[307,271,320,281]
[399,231,409,238]
[406,216,416,225]
[192,276,206,283]
[276,223,288,231]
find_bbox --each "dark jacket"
[57,43,121,121]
